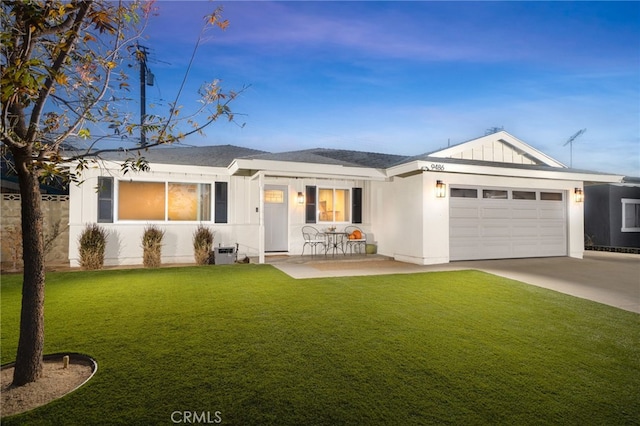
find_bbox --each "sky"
[126,1,639,176]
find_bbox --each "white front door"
[264,185,288,252]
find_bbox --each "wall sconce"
[297,192,305,205]
[574,188,583,203]
[435,180,446,198]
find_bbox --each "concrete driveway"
[271,251,640,314]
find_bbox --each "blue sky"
[132,1,639,176]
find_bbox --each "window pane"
[319,189,333,222]
[483,189,508,199]
[214,182,228,224]
[334,189,350,222]
[513,191,536,200]
[624,203,640,228]
[97,177,113,223]
[451,188,477,198]
[199,184,211,221]
[265,189,284,203]
[168,183,198,221]
[167,183,211,221]
[305,186,317,224]
[541,192,563,201]
[118,181,165,220]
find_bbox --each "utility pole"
[135,43,153,146]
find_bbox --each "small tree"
[193,224,214,265]
[1,1,241,386]
[142,225,164,268]
[78,223,107,270]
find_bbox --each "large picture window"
[119,181,165,220]
[318,188,350,222]
[118,181,211,221]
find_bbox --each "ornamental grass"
[142,225,164,268]
[77,224,107,270]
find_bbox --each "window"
[483,189,508,199]
[621,199,640,232]
[513,191,536,200]
[541,192,563,201]
[119,181,165,220]
[318,188,350,222]
[264,189,284,203]
[451,188,478,198]
[352,187,363,224]
[118,181,211,221]
[214,182,228,223]
[168,183,210,221]
[305,186,317,224]
[97,177,113,223]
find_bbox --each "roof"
[90,145,268,167]
[247,148,408,169]
[65,131,622,183]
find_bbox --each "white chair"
[302,226,326,256]
[344,226,367,255]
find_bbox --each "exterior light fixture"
[436,180,446,198]
[297,192,305,204]
[574,188,583,203]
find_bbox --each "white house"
[68,131,623,267]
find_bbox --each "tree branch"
[26,1,92,143]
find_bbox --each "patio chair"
[302,226,326,256]
[344,226,367,255]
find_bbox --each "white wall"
[69,166,368,266]
[69,161,585,267]
[372,171,585,265]
[69,163,244,267]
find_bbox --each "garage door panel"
[450,225,480,238]
[481,207,510,218]
[449,206,479,219]
[481,223,511,237]
[539,206,565,219]
[450,187,567,260]
[512,225,539,237]
[511,207,539,219]
[539,223,565,236]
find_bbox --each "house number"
[429,163,445,171]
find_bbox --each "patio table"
[324,231,347,256]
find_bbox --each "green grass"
[2,265,639,425]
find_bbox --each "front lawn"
[1,265,638,424]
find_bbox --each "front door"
[264,185,288,252]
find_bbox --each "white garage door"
[450,187,567,261]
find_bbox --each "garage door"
[450,187,567,261]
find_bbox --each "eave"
[229,158,388,181]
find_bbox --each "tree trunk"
[11,151,46,387]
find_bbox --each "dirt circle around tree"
[1,353,97,418]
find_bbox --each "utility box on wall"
[214,246,236,265]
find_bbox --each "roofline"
[428,131,567,168]
[228,158,388,181]
[388,158,623,183]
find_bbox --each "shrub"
[78,224,107,270]
[142,225,165,268]
[193,225,214,265]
